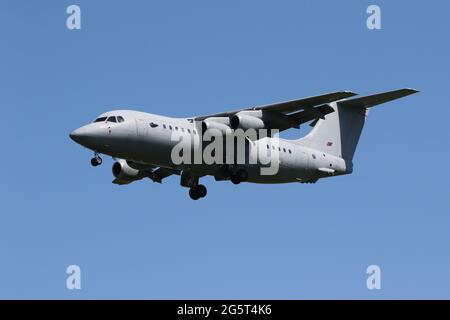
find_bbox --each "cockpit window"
[117,116,125,123]
[107,116,117,123]
[94,117,107,123]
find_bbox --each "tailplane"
[295,88,419,161]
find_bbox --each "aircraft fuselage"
[70,109,350,185]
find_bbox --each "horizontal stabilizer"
[338,88,419,108]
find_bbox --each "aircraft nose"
[70,125,108,150]
[69,127,87,144]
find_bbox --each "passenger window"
[169,125,173,130]
[283,148,286,153]
[187,129,191,134]
[117,116,125,123]
[193,130,197,134]
[150,122,158,128]
[288,149,292,154]
[107,116,117,123]
[175,126,179,131]
[163,124,167,129]
[267,144,269,149]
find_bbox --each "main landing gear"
[90,153,103,167]
[181,171,208,200]
[189,184,207,200]
[230,169,248,185]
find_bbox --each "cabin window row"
[150,122,197,135]
[266,144,292,154]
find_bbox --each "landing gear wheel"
[189,188,200,200]
[197,185,207,198]
[231,169,248,185]
[189,185,207,200]
[230,175,241,185]
[90,156,102,167]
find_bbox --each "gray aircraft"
[70,88,418,200]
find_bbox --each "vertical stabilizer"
[295,88,418,161]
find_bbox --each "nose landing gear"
[90,153,103,167]
[189,184,207,200]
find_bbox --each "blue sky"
[0,0,449,299]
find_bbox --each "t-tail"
[296,88,419,162]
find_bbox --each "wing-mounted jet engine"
[201,117,231,135]
[112,159,153,185]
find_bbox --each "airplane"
[70,88,418,200]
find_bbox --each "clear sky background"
[0,0,449,299]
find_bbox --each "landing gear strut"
[189,184,207,200]
[230,169,248,185]
[91,153,102,167]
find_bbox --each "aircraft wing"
[194,91,357,130]
[195,91,356,119]
[338,88,419,108]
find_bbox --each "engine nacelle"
[202,118,231,135]
[230,113,265,130]
[112,160,142,183]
